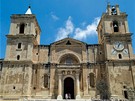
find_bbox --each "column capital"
[58,73,62,75]
[58,73,62,77]
[75,73,79,77]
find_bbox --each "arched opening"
[66,40,71,45]
[64,77,74,99]
[19,23,25,33]
[59,54,79,64]
[113,21,119,32]
[17,55,20,60]
[18,43,21,49]
[118,54,122,59]
[44,74,48,88]
[89,73,95,87]
[111,6,117,15]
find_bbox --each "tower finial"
[25,5,32,14]
[28,5,31,8]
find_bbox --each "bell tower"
[97,4,135,100]
[5,6,41,61]
[97,4,134,61]
[0,6,41,99]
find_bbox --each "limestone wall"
[87,45,99,63]
[31,64,50,97]
[5,38,33,61]
[33,45,49,63]
[0,63,32,98]
[108,63,134,98]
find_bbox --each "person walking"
[68,93,71,99]
[65,93,68,99]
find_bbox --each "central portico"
[56,52,81,99]
[48,38,90,99]
[57,64,81,99]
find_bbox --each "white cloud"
[55,16,74,41]
[55,16,100,41]
[81,21,87,27]
[73,17,100,40]
[50,12,59,21]
[51,14,59,21]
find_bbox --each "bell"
[114,24,117,27]
[112,6,115,11]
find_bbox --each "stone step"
[0,98,113,101]
[27,100,92,101]
[21,99,110,101]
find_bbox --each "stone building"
[0,4,135,101]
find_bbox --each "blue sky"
[0,0,135,58]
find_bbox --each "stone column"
[57,74,63,99]
[76,74,81,99]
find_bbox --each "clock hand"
[125,49,128,53]
[118,43,120,48]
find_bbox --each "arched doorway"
[64,77,74,99]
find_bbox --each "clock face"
[123,49,128,55]
[114,42,124,51]
[111,48,117,55]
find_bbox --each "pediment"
[51,38,86,46]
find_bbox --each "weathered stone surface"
[0,4,135,101]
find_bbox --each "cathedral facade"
[0,4,135,101]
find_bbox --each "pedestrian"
[68,93,71,99]
[65,93,68,99]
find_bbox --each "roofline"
[50,37,87,45]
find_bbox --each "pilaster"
[75,73,81,99]
[82,63,90,98]
[48,63,56,98]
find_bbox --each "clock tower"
[97,4,135,100]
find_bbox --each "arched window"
[60,54,79,64]
[18,43,21,49]
[19,23,25,33]
[89,73,95,87]
[17,55,20,60]
[113,21,119,32]
[66,57,72,64]
[111,6,117,15]
[44,74,48,88]
[118,54,122,59]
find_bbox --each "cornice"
[3,60,33,64]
